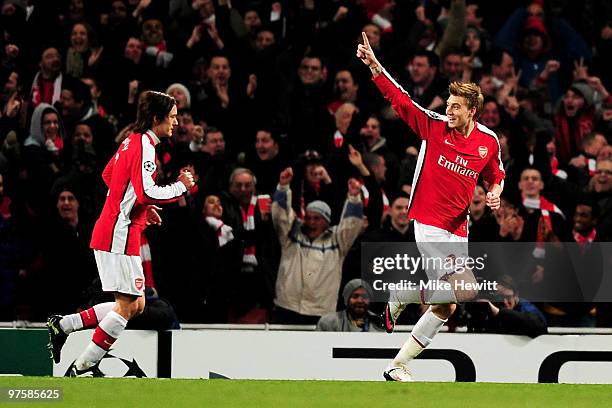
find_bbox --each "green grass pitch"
[0,377,610,408]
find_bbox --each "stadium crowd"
[0,0,610,330]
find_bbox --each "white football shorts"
[413,220,469,279]
[94,250,145,297]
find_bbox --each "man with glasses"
[278,55,331,155]
[471,275,547,337]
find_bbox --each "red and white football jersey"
[90,130,186,255]
[373,71,505,237]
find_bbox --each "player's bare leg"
[70,293,144,376]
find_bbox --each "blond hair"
[448,81,484,116]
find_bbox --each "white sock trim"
[59,314,82,334]
[99,311,128,338]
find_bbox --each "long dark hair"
[133,91,176,133]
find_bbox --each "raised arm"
[335,178,364,258]
[272,167,297,248]
[356,32,383,77]
[132,135,192,205]
[357,32,441,140]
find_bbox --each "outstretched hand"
[356,32,381,72]
[347,144,363,167]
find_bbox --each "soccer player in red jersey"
[47,91,195,376]
[358,33,504,381]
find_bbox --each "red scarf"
[206,216,234,247]
[30,72,62,107]
[553,107,595,163]
[573,228,596,244]
[523,195,564,258]
[333,130,344,149]
[587,157,597,176]
[550,156,567,180]
[240,195,258,266]
[360,184,390,214]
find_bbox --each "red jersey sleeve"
[101,154,115,187]
[131,134,187,205]
[373,71,447,141]
[481,139,506,189]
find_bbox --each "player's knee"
[456,287,478,302]
[432,303,455,320]
[129,297,145,317]
[453,271,478,302]
[135,301,145,316]
[121,300,144,319]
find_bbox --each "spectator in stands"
[184,194,242,322]
[348,145,388,231]
[316,279,383,332]
[469,185,500,241]
[245,128,287,196]
[328,69,360,114]
[273,167,363,324]
[65,22,103,79]
[400,51,447,112]
[495,1,591,101]
[200,55,255,155]
[554,82,596,164]
[569,131,610,174]
[100,0,138,56]
[290,150,338,222]
[358,114,400,189]
[572,198,598,243]
[440,47,464,83]
[489,48,515,93]
[36,185,97,317]
[277,55,332,155]
[462,26,489,77]
[59,77,115,163]
[21,103,66,215]
[471,275,547,337]
[518,167,570,242]
[588,158,612,241]
[166,83,191,110]
[140,18,175,89]
[520,168,563,216]
[243,9,262,38]
[220,168,277,322]
[192,126,232,195]
[29,48,64,109]
[81,76,111,121]
[52,121,107,216]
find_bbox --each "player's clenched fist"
[486,191,500,210]
[178,169,195,189]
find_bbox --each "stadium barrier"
[2,327,612,383]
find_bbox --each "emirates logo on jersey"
[478,146,488,159]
